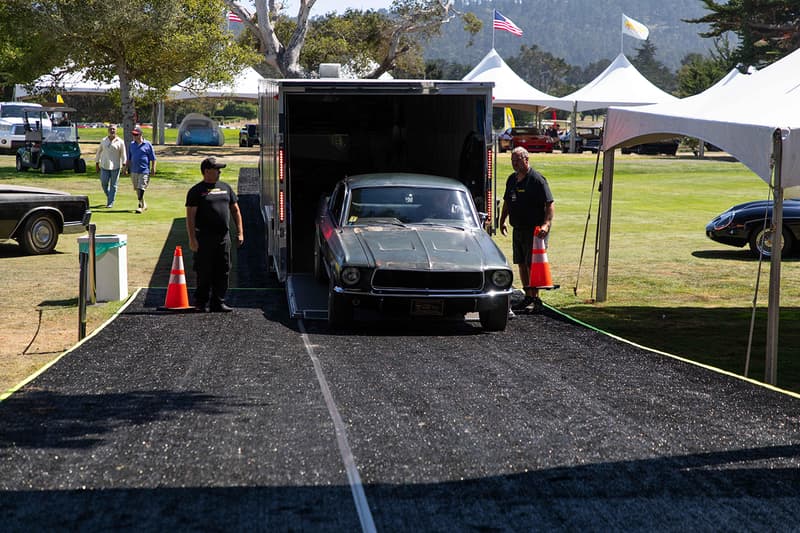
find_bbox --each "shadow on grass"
[560,305,800,392]
[143,189,274,309]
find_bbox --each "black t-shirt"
[186,180,238,239]
[503,168,554,228]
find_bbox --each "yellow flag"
[504,107,515,129]
[622,14,649,40]
[56,94,64,104]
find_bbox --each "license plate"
[411,299,444,316]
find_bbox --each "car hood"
[723,198,800,213]
[350,225,491,270]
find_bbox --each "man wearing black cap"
[185,157,244,312]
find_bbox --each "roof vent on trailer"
[319,63,341,79]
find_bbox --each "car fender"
[10,206,64,240]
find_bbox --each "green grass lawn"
[3,149,799,392]
[77,126,242,145]
[494,151,800,391]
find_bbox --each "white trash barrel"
[77,234,128,301]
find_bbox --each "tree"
[506,45,572,96]
[226,0,480,78]
[686,0,800,67]
[7,0,254,141]
[630,40,677,93]
[675,37,735,98]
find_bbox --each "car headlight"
[712,211,735,230]
[490,269,513,289]
[341,267,361,286]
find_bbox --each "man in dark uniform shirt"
[499,147,555,312]
[186,157,244,312]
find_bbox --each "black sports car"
[0,185,91,254]
[705,199,800,257]
[314,173,513,330]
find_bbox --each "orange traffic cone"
[529,226,557,290]
[162,245,194,310]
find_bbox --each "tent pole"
[765,130,783,385]
[596,148,614,302]
[570,102,577,153]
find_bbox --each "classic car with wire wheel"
[314,173,513,330]
[705,198,800,257]
[497,127,554,153]
[0,185,91,254]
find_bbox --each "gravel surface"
[1,289,800,531]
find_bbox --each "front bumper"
[333,286,512,316]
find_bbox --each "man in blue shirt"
[126,126,157,214]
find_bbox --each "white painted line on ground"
[298,320,377,533]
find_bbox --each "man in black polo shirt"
[186,157,244,312]
[499,147,555,312]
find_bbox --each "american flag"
[493,10,523,36]
[226,11,243,23]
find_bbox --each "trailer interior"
[283,92,489,274]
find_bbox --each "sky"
[283,0,394,14]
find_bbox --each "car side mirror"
[478,212,489,224]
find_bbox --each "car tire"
[313,229,327,283]
[74,158,86,173]
[749,226,793,258]
[40,158,54,174]
[239,139,247,147]
[479,296,509,331]
[19,213,59,255]
[327,276,352,329]
[15,155,27,172]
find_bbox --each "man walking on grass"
[126,126,156,213]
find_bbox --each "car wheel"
[40,158,54,174]
[313,229,328,283]
[239,139,247,147]
[74,158,86,173]
[479,296,509,331]
[327,276,352,328]
[749,226,793,258]
[19,213,59,255]
[15,155,27,172]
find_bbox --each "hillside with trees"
[426,0,715,71]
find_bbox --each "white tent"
[13,69,132,99]
[462,48,572,112]
[597,48,800,383]
[169,67,263,101]
[561,53,679,112]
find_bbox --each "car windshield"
[346,186,477,227]
[43,126,77,142]
[0,106,40,119]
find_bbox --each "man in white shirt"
[95,125,127,208]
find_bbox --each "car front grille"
[372,270,484,291]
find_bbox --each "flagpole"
[492,10,496,50]
[620,14,623,54]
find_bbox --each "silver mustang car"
[314,173,513,330]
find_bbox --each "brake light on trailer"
[279,190,285,222]
[278,148,285,183]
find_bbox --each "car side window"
[329,183,345,225]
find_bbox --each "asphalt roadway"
[2,173,800,531]
[2,287,800,531]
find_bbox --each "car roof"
[345,173,469,191]
[0,185,69,196]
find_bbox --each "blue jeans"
[100,168,121,206]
